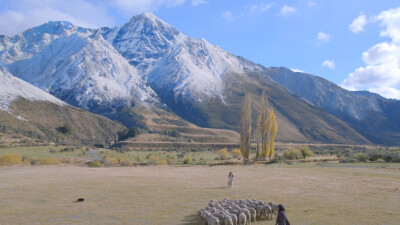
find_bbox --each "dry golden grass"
[0,164,399,225]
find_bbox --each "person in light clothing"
[227,171,234,188]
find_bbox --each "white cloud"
[343,7,400,99]
[376,7,400,44]
[308,1,316,7]
[349,12,367,34]
[0,0,115,36]
[280,5,296,17]
[221,10,234,22]
[191,0,207,6]
[322,60,335,69]
[250,3,274,14]
[110,0,186,15]
[316,32,330,45]
[369,86,400,99]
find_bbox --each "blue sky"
[1,0,400,99]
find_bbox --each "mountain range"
[1,13,399,145]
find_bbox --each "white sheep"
[268,202,279,215]
[204,212,220,225]
[227,213,238,225]
[248,208,256,223]
[238,212,247,225]
[239,208,251,225]
[263,204,273,219]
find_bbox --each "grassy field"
[0,163,399,225]
[0,146,87,159]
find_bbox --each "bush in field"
[300,147,313,158]
[232,148,241,158]
[392,153,400,163]
[375,158,385,163]
[355,153,368,162]
[218,148,229,160]
[157,159,168,165]
[135,154,144,162]
[167,158,175,165]
[339,157,357,163]
[282,148,302,160]
[103,157,119,166]
[22,156,31,165]
[0,153,22,166]
[148,155,159,165]
[120,159,133,167]
[89,161,104,167]
[183,157,192,165]
[38,158,61,165]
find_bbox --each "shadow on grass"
[256,217,274,223]
[208,186,229,189]
[182,214,203,225]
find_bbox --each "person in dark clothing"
[275,204,290,225]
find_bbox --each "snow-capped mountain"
[98,13,247,103]
[1,21,158,112]
[1,12,400,144]
[0,66,65,112]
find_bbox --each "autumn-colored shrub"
[103,157,119,166]
[0,153,22,166]
[148,155,159,165]
[218,148,229,160]
[232,149,242,158]
[120,159,133,167]
[38,158,61,165]
[157,159,168,165]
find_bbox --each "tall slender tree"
[266,107,278,160]
[255,114,262,159]
[256,91,278,161]
[240,93,252,163]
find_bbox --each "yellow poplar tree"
[257,91,278,161]
[266,107,278,160]
[240,93,252,163]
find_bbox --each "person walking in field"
[275,204,291,225]
[227,171,234,188]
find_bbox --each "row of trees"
[240,91,278,163]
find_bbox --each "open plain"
[0,164,399,225]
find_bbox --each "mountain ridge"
[1,13,399,145]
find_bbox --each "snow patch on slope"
[3,29,158,110]
[99,12,245,103]
[0,66,65,112]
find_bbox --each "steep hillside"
[0,67,125,145]
[266,67,400,145]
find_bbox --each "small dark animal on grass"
[75,198,85,202]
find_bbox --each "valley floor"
[0,164,399,225]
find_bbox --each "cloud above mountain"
[343,7,400,99]
[0,0,115,36]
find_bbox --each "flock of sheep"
[197,199,279,225]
